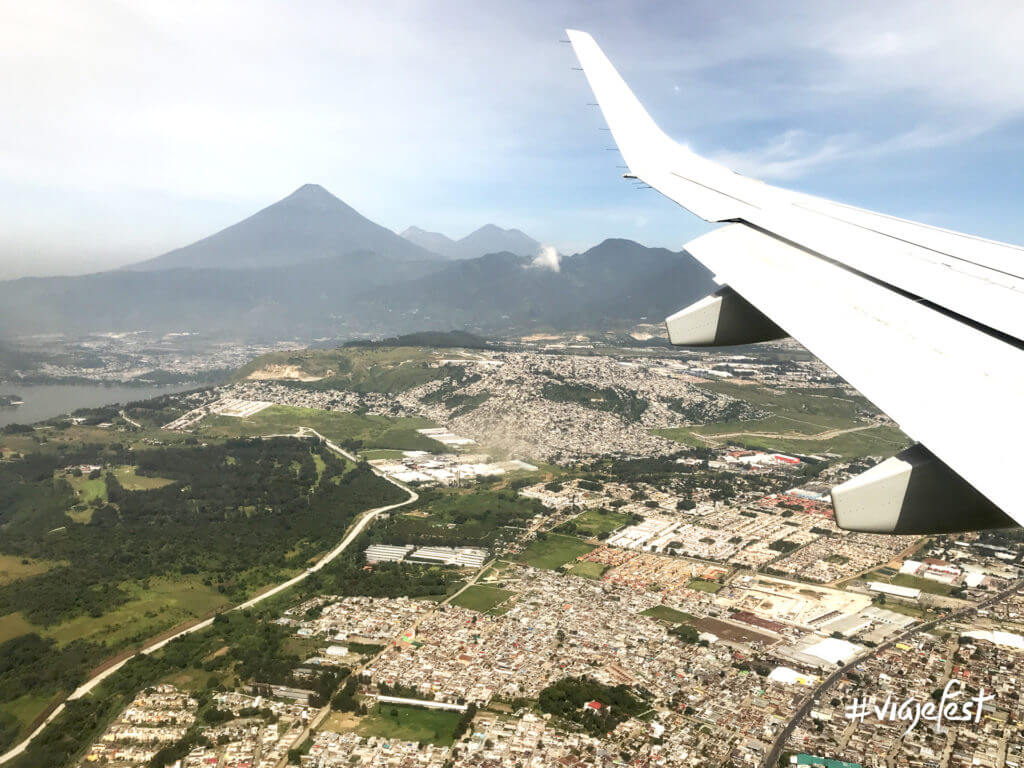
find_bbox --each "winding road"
[0,429,418,765]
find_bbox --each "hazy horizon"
[5,0,1024,279]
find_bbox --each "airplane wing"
[567,29,1024,534]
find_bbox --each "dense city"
[1,341,1020,768]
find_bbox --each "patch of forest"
[362,487,546,549]
[0,438,403,625]
[541,382,649,423]
[537,676,646,736]
[0,436,404,755]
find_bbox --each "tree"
[670,624,700,644]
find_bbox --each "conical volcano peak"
[127,185,438,270]
[280,183,348,209]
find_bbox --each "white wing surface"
[567,30,1024,532]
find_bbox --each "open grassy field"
[872,599,933,620]
[236,346,460,394]
[846,571,954,598]
[160,667,221,693]
[0,692,58,743]
[386,488,543,549]
[65,465,176,509]
[479,560,514,584]
[359,449,408,460]
[568,561,608,580]
[0,578,239,735]
[566,508,630,537]
[515,534,595,570]
[889,573,955,596]
[0,554,61,587]
[40,575,230,648]
[449,585,513,613]
[655,381,910,459]
[65,472,108,503]
[197,405,441,451]
[687,579,722,593]
[641,605,694,624]
[355,703,462,746]
[1,424,198,454]
[697,383,873,429]
[0,612,35,644]
[110,466,175,491]
[655,423,908,459]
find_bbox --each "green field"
[449,585,513,613]
[110,466,175,491]
[565,508,630,537]
[355,702,462,745]
[39,576,230,648]
[655,381,910,459]
[360,449,408,460]
[850,571,955,598]
[872,599,932,620]
[64,465,176,510]
[0,612,35,644]
[654,423,908,459]
[1,423,198,454]
[65,472,108,504]
[889,573,955,596]
[0,692,57,744]
[0,577,234,741]
[641,605,694,624]
[197,405,441,451]
[0,555,60,587]
[515,534,595,570]
[687,579,721,593]
[377,487,544,549]
[235,346,464,394]
[568,561,608,580]
[478,560,514,584]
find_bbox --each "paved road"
[118,410,142,429]
[439,559,498,608]
[761,577,1024,768]
[0,431,417,766]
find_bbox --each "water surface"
[0,382,196,428]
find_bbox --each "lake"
[0,382,197,428]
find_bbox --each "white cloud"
[528,245,561,272]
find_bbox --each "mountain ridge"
[129,184,440,271]
[0,185,716,340]
[401,222,540,260]
[0,239,714,338]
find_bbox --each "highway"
[761,577,1024,768]
[0,429,417,765]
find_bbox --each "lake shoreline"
[0,382,205,429]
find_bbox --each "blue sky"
[3,0,1024,278]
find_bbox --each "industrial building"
[868,581,922,600]
[364,544,415,563]
[409,546,488,568]
[363,544,488,569]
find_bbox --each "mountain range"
[131,184,436,270]
[0,185,715,339]
[400,224,540,260]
